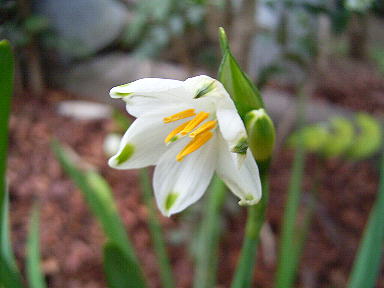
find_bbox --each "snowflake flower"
[109,75,261,216]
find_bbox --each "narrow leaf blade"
[26,206,47,288]
[139,169,174,288]
[347,153,384,288]
[103,242,147,288]
[52,142,147,286]
[0,39,24,288]
[193,176,226,288]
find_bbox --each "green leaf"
[348,113,383,160]
[322,117,354,158]
[139,169,175,288]
[23,16,49,34]
[193,176,227,288]
[0,191,24,288]
[274,90,308,288]
[103,242,147,288]
[218,28,264,119]
[0,39,24,288]
[347,152,384,288]
[52,141,147,287]
[0,39,14,215]
[26,206,47,288]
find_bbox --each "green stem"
[230,173,269,288]
[139,169,175,288]
[193,176,227,288]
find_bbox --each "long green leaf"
[0,40,24,288]
[218,27,264,119]
[26,206,46,288]
[274,90,307,288]
[52,142,147,287]
[103,242,147,288]
[0,191,24,288]
[274,142,306,288]
[139,169,174,288]
[0,39,13,203]
[193,176,227,288]
[347,153,384,288]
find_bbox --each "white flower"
[108,75,262,216]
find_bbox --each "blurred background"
[1,0,384,287]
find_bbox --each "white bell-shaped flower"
[109,75,262,216]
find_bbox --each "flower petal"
[110,78,193,117]
[108,107,188,169]
[153,135,217,216]
[216,136,261,205]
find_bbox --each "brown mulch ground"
[315,58,384,115]
[7,70,383,288]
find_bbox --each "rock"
[34,0,129,59]
[57,100,112,120]
[53,53,206,104]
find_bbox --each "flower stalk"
[230,170,269,288]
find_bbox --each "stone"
[53,53,206,104]
[34,0,129,59]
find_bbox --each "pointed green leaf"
[347,153,384,288]
[103,242,147,288]
[52,142,147,287]
[26,206,47,288]
[139,169,174,288]
[274,91,308,288]
[0,191,24,288]
[193,176,227,288]
[0,40,24,288]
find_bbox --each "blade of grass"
[0,40,24,288]
[193,176,227,288]
[281,193,315,287]
[274,144,306,288]
[274,88,308,288]
[347,152,384,288]
[0,39,14,205]
[230,175,269,288]
[103,242,147,288]
[26,206,46,288]
[52,141,147,286]
[139,169,175,288]
[0,190,24,288]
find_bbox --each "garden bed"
[8,85,383,287]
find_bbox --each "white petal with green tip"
[216,136,261,205]
[153,135,217,216]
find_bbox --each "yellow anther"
[189,120,217,138]
[180,111,209,135]
[163,109,195,123]
[176,131,213,161]
[164,121,190,144]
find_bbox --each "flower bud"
[245,109,275,162]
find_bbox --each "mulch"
[7,65,383,288]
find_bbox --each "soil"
[7,66,384,288]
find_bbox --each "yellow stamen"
[163,109,195,123]
[180,112,209,135]
[176,131,213,161]
[189,120,217,138]
[164,121,190,144]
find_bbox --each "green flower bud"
[245,109,276,163]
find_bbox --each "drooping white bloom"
[108,75,262,216]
